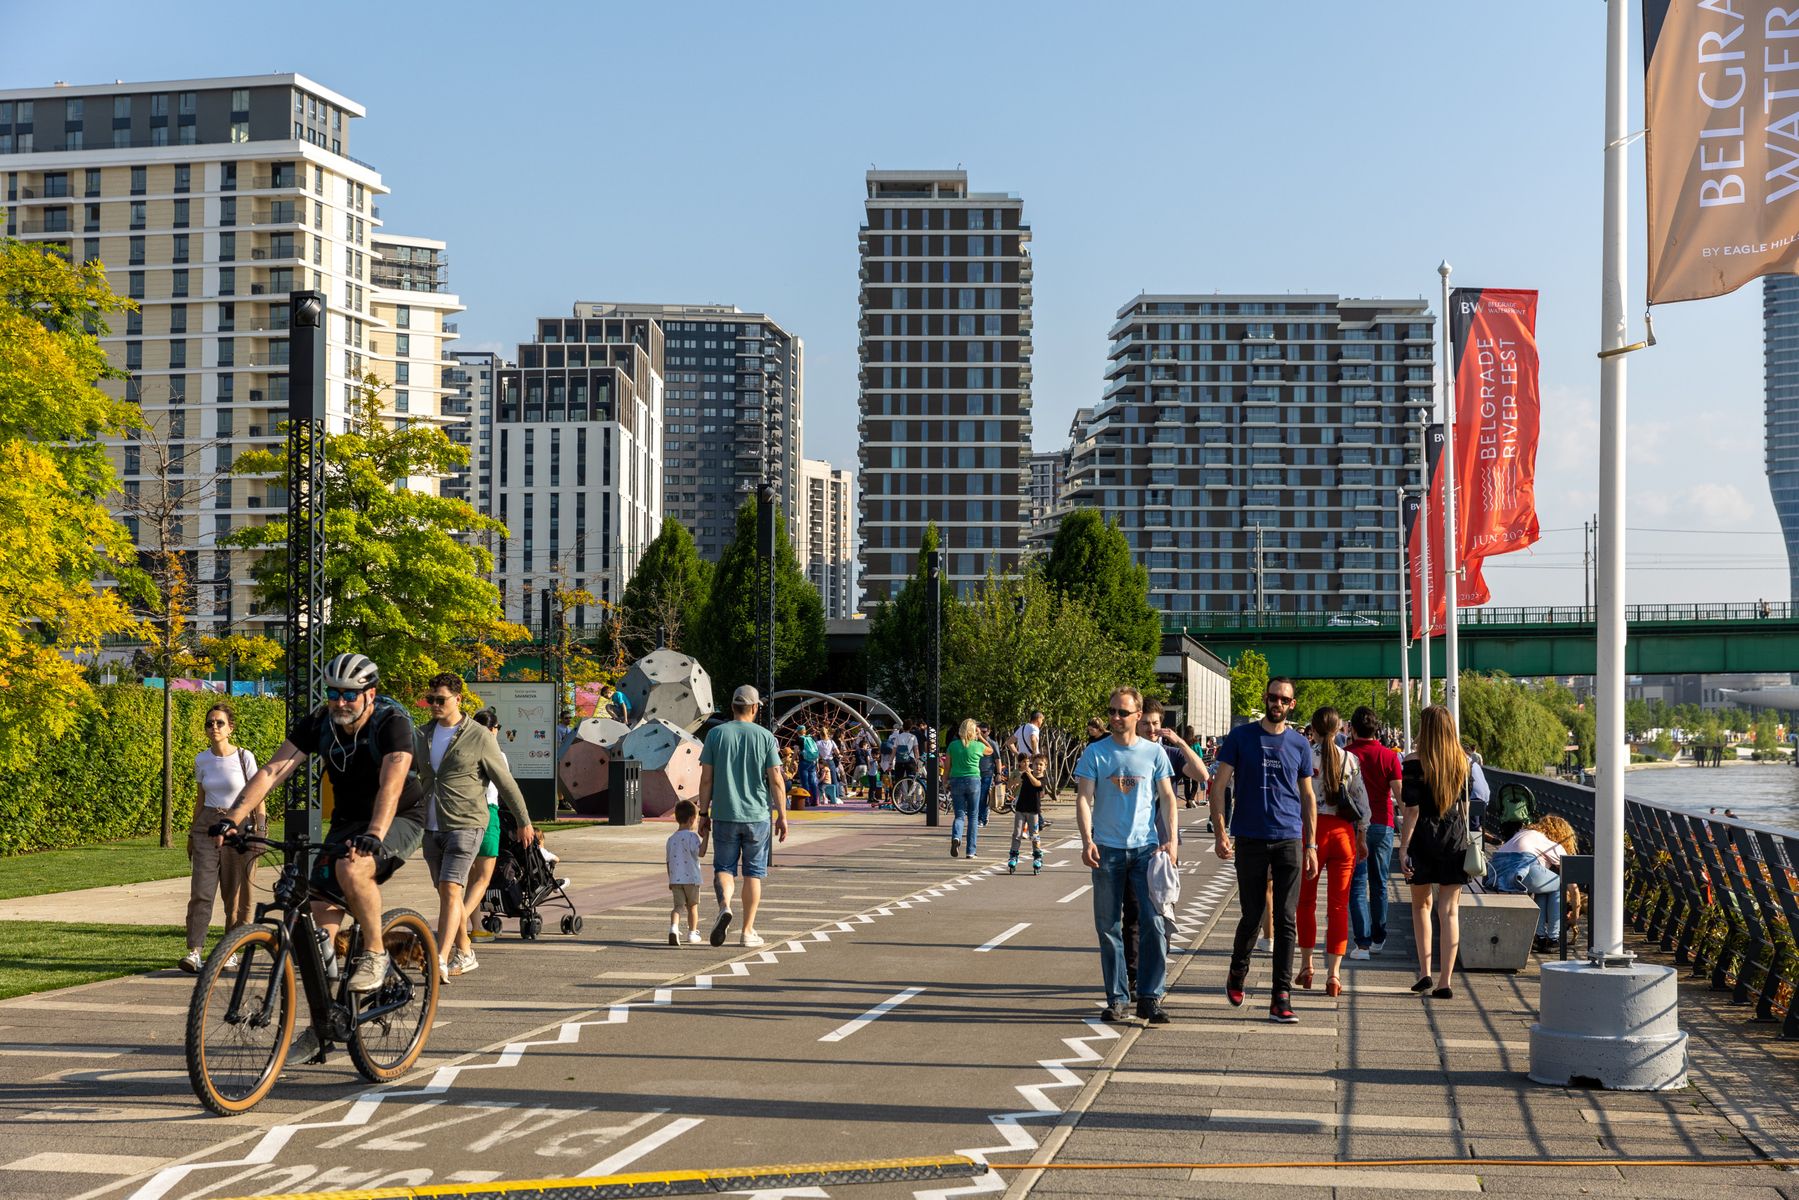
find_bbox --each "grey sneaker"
[347,950,390,993]
[448,947,478,976]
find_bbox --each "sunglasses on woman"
[204,720,229,729]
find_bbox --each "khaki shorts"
[669,882,700,908]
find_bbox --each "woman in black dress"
[1399,705,1471,999]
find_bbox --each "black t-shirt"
[1400,758,1469,862]
[1015,774,1045,814]
[288,704,426,828]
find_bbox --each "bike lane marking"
[1054,884,1091,904]
[817,987,926,1043]
[579,1116,704,1176]
[973,923,1030,953]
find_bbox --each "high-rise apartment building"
[368,234,463,492]
[1027,449,1067,536]
[1065,294,1433,614]
[799,458,853,619]
[492,309,664,626]
[582,303,802,561]
[857,169,1032,605]
[0,74,399,635]
[1765,275,1799,601]
[443,349,507,513]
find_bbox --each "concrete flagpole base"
[1529,959,1688,1090]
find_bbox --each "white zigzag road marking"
[913,1018,1120,1200]
[126,861,968,1200]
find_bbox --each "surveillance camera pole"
[284,290,328,847]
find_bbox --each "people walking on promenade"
[698,685,788,949]
[948,718,991,858]
[181,702,262,973]
[666,799,705,946]
[1345,705,1402,959]
[1487,814,1579,953]
[1297,707,1369,997]
[418,673,534,982]
[1208,676,1318,1024]
[457,707,504,948]
[1075,687,1178,1025]
[1009,753,1047,874]
[1121,699,1210,996]
[1400,705,1474,999]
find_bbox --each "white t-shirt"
[666,828,703,886]
[890,731,919,761]
[1497,827,1566,866]
[817,737,838,764]
[195,747,259,809]
[426,721,459,831]
[1013,722,1041,756]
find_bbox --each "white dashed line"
[820,987,926,1043]
[974,923,1031,953]
[1056,884,1093,904]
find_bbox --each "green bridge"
[1165,602,1799,679]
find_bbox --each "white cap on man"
[733,684,761,707]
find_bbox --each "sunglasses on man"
[1264,694,1295,706]
[325,687,366,702]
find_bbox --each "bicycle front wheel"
[346,907,439,1083]
[186,924,295,1115]
[892,779,925,815]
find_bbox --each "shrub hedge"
[0,685,288,855]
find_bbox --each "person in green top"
[698,685,788,949]
[947,717,992,860]
[795,724,821,806]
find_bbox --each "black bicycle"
[184,831,440,1115]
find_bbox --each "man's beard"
[330,702,361,728]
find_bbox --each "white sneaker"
[687,930,703,945]
[225,953,241,969]
[436,957,451,985]
[669,924,681,946]
[1371,939,1386,954]
[1347,947,1371,961]
[348,950,390,993]
[448,948,478,976]
[1254,936,1272,955]
[741,931,766,948]
[178,949,203,974]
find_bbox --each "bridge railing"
[1162,600,1791,632]
[1486,768,1799,1039]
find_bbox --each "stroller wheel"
[559,915,574,935]
[571,915,583,933]
[482,914,502,934]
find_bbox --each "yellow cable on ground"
[988,1156,1797,1171]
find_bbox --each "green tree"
[0,241,142,778]
[1039,510,1161,668]
[1625,697,1653,739]
[693,495,825,695]
[222,376,521,699]
[619,517,712,659]
[1456,671,1567,774]
[1292,678,1389,728]
[1753,709,1784,760]
[1228,649,1269,721]
[864,524,950,720]
[1537,679,1595,767]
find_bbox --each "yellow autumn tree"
[0,240,142,776]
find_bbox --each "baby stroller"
[478,805,583,939]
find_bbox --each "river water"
[1620,763,1799,830]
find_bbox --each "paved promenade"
[0,806,1795,1199]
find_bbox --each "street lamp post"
[1397,487,1414,751]
[926,548,941,828]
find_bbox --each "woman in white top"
[181,702,262,973]
[1486,814,1579,950]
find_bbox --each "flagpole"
[1529,0,1687,1092]
[1419,413,1432,710]
[1440,261,1460,728]
[1398,487,1414,750]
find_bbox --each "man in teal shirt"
[698,685,787,949]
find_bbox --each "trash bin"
[607,759,642,826]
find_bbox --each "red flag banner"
[1408,424,1493,643]
[1645,1,1799,304]
[1449,287,1542,563]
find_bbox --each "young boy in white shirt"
[667,799,705,945]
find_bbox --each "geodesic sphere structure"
[620,649,714,733]
[557,717,634,814]
[617,718,703,818]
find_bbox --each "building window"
[172,233,188,263]
[172,198,188,228]
[65,98,83,122]
[128,236,144,265]
[231,89,249,112]
[221,162,236,191]
[230,122,249,143]
[179,91,195,116]
[85,167,101,197]
[67,130,83,150]
[150,94,168,118]
[395,305,410,329]
[130,165,146,195]
[219,232,235,261]
[149,127,165,147]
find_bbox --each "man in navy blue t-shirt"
[1206,675,1317,1024]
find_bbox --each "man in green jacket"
[418,673,534,982]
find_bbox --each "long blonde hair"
[958,718,979,744]
[1416,705,1469,819]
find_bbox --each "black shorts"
[311,815,425,896]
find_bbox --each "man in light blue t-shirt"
[698,685,788,950]
[1075,686,1178,1025]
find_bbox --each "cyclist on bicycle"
[889,722,920,784]
[210,652,427,993]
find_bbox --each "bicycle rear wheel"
[346,907,439,1082]
[892,779,925,815]
[186,925,295,1115]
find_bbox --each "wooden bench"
[1456,887,1541,971]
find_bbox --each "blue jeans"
[1092,844,1167,1005]
[797,760,819,804]
[978,772,994,825]
[712,819,771,880]
[1488,851,1563,938]
[1350,823,1395,948]
[951,777,982,852]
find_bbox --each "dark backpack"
[314,694,429,787]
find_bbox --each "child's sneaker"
[1007,857,1017,874]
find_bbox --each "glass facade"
[1765,275,1799,601]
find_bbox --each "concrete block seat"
[1457,887,1541,971]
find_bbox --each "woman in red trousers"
[1297,707,1369,996]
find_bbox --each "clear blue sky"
[5,0,1784,607]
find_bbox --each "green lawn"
[0,827,284,901]
[0,921,220,1000]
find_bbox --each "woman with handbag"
[181,702,262,973]
[1397,705,1472,999]
[1296,707,1370,997]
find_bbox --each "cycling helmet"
[322,652,380,691]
